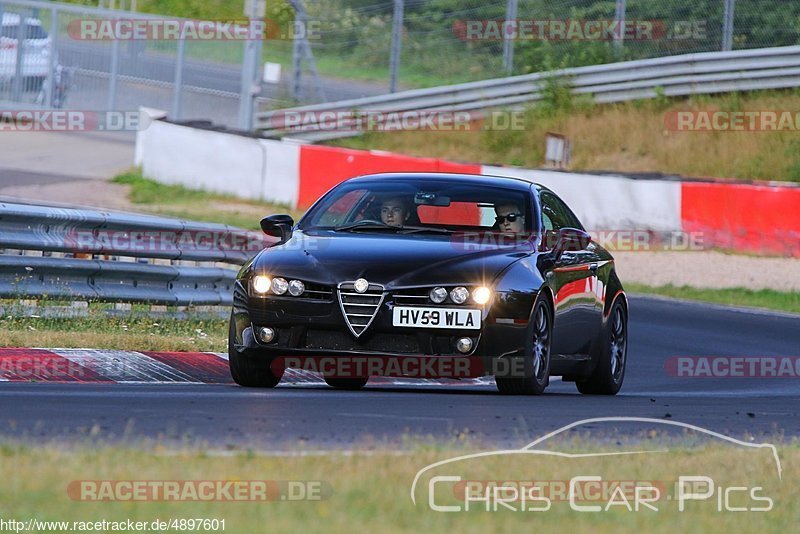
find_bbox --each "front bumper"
[231,283,533,372]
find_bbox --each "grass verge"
[627,284,800,315]
[112,170,304,230]
[0,440,795,532]
[0,314,227,352]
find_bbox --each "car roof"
[345,172,545,193]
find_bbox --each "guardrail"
[0,199,272,306]
[255,45,800,141]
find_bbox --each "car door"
[539,190,602,355]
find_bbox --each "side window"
[541,211,554,232]
[540,191,583,231]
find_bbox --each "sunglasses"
[495,213,523,224]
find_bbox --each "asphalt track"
[1,295,799,449]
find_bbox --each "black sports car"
[229,173,628,395]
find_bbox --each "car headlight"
[272,277,288,295]
[430,287,447,304]
[472,286,492,305]
[288,279,305,296]
[450,286,469,305]
[251,275,271,295]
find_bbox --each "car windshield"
[300,178,536,234]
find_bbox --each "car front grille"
[297,281,334,301]
[304,330,419,353]
[337,281,384,337]
[392,288,432,306]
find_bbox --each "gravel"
[614,251,800,292]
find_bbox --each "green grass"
[627,284,800,315]
[112,171,216,205]
[0,312,228,351]
[112,170,304,230]
[0,441,795,532]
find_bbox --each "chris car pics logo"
[411,417,780,513]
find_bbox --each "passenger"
[494,203,525,234]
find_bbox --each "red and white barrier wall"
[135,118,800,256]
[682,181,800,257]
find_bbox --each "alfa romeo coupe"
[229,173,628,395]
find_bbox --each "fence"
[255,45,800,140]
[287,0,799,94]
[1,1,799,132]
[0,0,265,129]
[0,198,272,306]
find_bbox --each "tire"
[576,299,627,395]
[227,313,282,388]
[495,296,552,395]
[323,376,369,390]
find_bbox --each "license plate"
[392,306,481,329]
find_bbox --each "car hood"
[249,230,533,289]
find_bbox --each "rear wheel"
[323,376,369,390]
[495,297,552,395]
[228,313,282,388]
[576,299,627,395]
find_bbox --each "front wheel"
[495,296,552,395]
[324,376,369,390]
[576,299,627,395]
[228,313,282,388]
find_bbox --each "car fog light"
[258,327,276,344]
[252,275,271,294]
[472,286,491,305]
[450,286,469,304]
[456,337,473,354]
[289,279,305,296]
[272,277,288,295]
[430,287,447,304]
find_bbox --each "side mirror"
[551,227,591,260]
[260,214,294,244]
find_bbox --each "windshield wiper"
[334,220,402,232]
[398,226,455,234]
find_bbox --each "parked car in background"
[0,12,52,91]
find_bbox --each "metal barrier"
[255,45,800,141]
[0,199,272,306]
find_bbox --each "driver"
[494,203,525,234]
[380,196,411,227]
